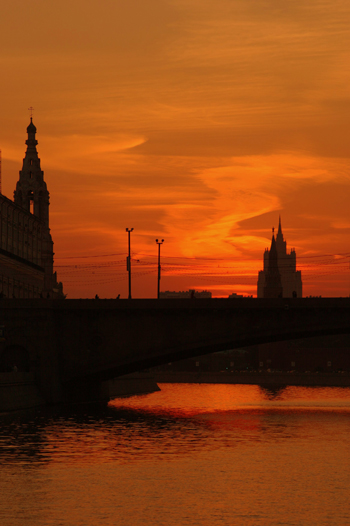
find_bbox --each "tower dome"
[26,118,37,134]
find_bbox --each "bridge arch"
[71,323,350,383]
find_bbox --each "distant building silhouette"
[228,292,244,298]
[0,119,64,298]
[160,289,212,299]
[257,217,302,298]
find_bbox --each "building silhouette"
[0,119,63,298]
[160,289,212,299]
[257,218,302,298]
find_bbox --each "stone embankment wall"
[0,372,45,412]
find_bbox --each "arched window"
[28,190,34,215]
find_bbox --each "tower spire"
[13,119,50,225]
[263,233,283,298]
[257,216,302,298]
[275,214,286,254]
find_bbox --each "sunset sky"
[1,0,350,298]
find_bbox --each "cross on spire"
[28,106,34,119]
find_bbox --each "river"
[1,383,350,525]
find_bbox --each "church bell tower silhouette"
[14,117,50,227]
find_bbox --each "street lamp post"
[126,228,134,299]
[156,239,164,299]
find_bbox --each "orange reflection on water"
[109,383,350,416]
[2,383,350,526]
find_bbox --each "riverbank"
[155,371,350,387]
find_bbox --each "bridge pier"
[63,378,110,404]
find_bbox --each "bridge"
[0,297,349,403]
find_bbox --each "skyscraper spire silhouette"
[257,219,302,298]
[262,231,283,298]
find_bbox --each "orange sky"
[1,0,350,298]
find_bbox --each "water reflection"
[1,384,350,467]
[258,385,286,399]
[1,384,350,526]
[0,409,49,465]
[0,402,213,466]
